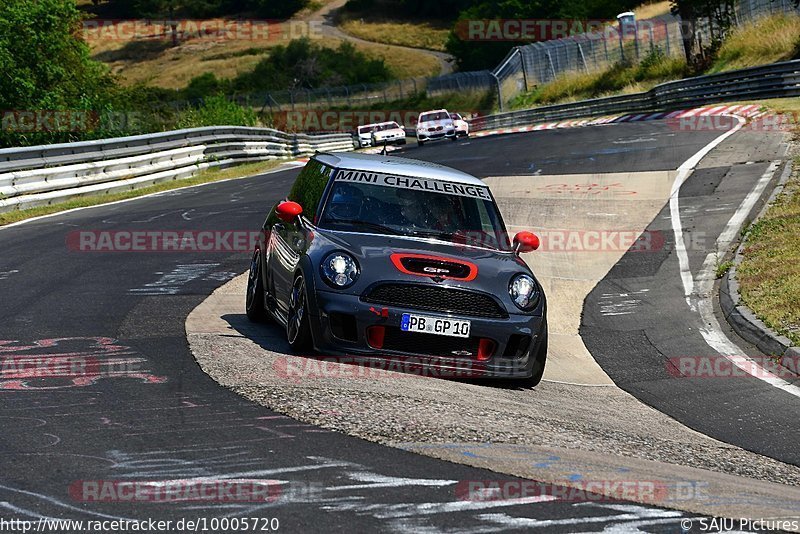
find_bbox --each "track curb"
[720,159,800,374]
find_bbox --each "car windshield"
[318,172,511,251]
[375,122,400,131]
[450,113,462,120]
[358,125,375,134]
[420,112,449,122]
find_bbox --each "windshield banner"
[335,169,491,200]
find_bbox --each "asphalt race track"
[0,120,797,532]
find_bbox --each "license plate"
[400,313,470,338]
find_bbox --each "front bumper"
[416,129,456,141]
[374,135,407,146]
[306,289,545,378]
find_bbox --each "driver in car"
[397,189,459,231]
[326,183,364,220]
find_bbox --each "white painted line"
[670,116,800,398]
[670,115,745,298]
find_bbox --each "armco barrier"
[0,127,355,213]
[470,60,800,131]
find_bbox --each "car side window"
[287,159,332,221]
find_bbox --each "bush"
[177,95,258,128]
[230,38,392,93]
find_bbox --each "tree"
[445,0,641,70]
[671,0,738,67]
[0,0,114,110]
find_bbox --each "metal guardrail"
[0,127,355,213]
[471,59,800,130]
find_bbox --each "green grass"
[715,260,734,279]
[339,18,450,52]
[511,49,690,108]
[0,160,282,227]
[737,159,800,346]
[710,13,800,73]
[510,12,800,109]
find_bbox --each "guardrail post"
[577,42,588,73]
[491,72,503,111]
[546,50,557,81]
[518,47,530,91]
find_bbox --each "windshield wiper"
[410,230,501,251]
[325,219,403,235]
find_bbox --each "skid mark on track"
[129,263,236,295]
[599,290,651,317]
[0,337,166,390]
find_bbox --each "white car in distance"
[450,112,470,137]
[416,109,457,146]
[371,121,407,147]
[357,124,378,148]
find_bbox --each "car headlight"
[509,274,540,311]
[320,252,359,289]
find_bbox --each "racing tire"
[450,136,458,142]
[287,274,313,351]
[417,139,425,147]
[246,248,268,322]
[524,328,548,387]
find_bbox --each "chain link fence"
[249,71,495,113]
[493,0,800,107]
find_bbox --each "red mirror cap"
[276,201,303,222]
[514,231,540,252]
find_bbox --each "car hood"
[309,228,537,308]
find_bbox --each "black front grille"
[381,327,481,357]
[400,257,472,279]
[362,283,508,318]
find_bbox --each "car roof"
[314,152,486,186]
[419,109,449,116]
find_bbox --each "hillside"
[79,0,442,89]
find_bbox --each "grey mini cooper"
[246,152,547,384]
